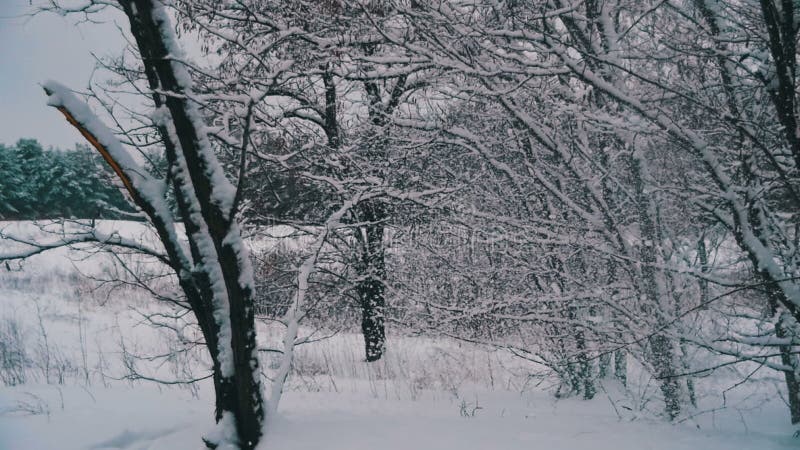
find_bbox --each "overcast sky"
[0,1,126,149]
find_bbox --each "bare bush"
[0,315,28,386]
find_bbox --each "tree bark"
[109,1,266,447]
[775,315,800,424]
[631,150,681,420]
[356,199,387,362]
[614,350,627,387]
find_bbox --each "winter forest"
[1,0,800,449]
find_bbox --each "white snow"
[0,382,795,450]
[0,221,797,450]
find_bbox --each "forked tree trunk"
[48,1,266,448]
[121,2,264,445]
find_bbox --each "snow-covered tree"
[171,0,448,362]
[15,0,266,447]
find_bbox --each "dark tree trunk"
[216,244,265,448]
[356,199,387,362]
[631,151,681,420]
[771,300,800,424]
[598,352,611,379]
[614,350,627,387]
[649,334,681,420]
[115,2,265,448]
[775,318,800,424]
[679,340,697,408]
[567,303,595,399]
[321,66,389,363]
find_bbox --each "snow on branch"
[146,2,238,220]
[41,81,192,276]
[0,222,169,266]
[42,81,168,215]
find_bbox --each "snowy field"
[2,383,796,450]
[0,221,797,450]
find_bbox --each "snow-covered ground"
[2,383,796,450]
[0,221,797,449]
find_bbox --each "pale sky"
[0,1,126,149]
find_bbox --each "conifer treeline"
[0,139,135,220]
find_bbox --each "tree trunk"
[631,150,681,419]
[775,312,800,424]
[649,334,681,420]
[356,199,387,362]
[599,352,611,379]
[117,1,266,447]
[614,350,627,387]
[215,245,265,448]
[679,340,697,408]
[568,304,595,399]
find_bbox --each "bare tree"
[6,0,266,447]
[171,0,445,361]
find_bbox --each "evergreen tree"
[0,144,29,218]
[0,139,135,220]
